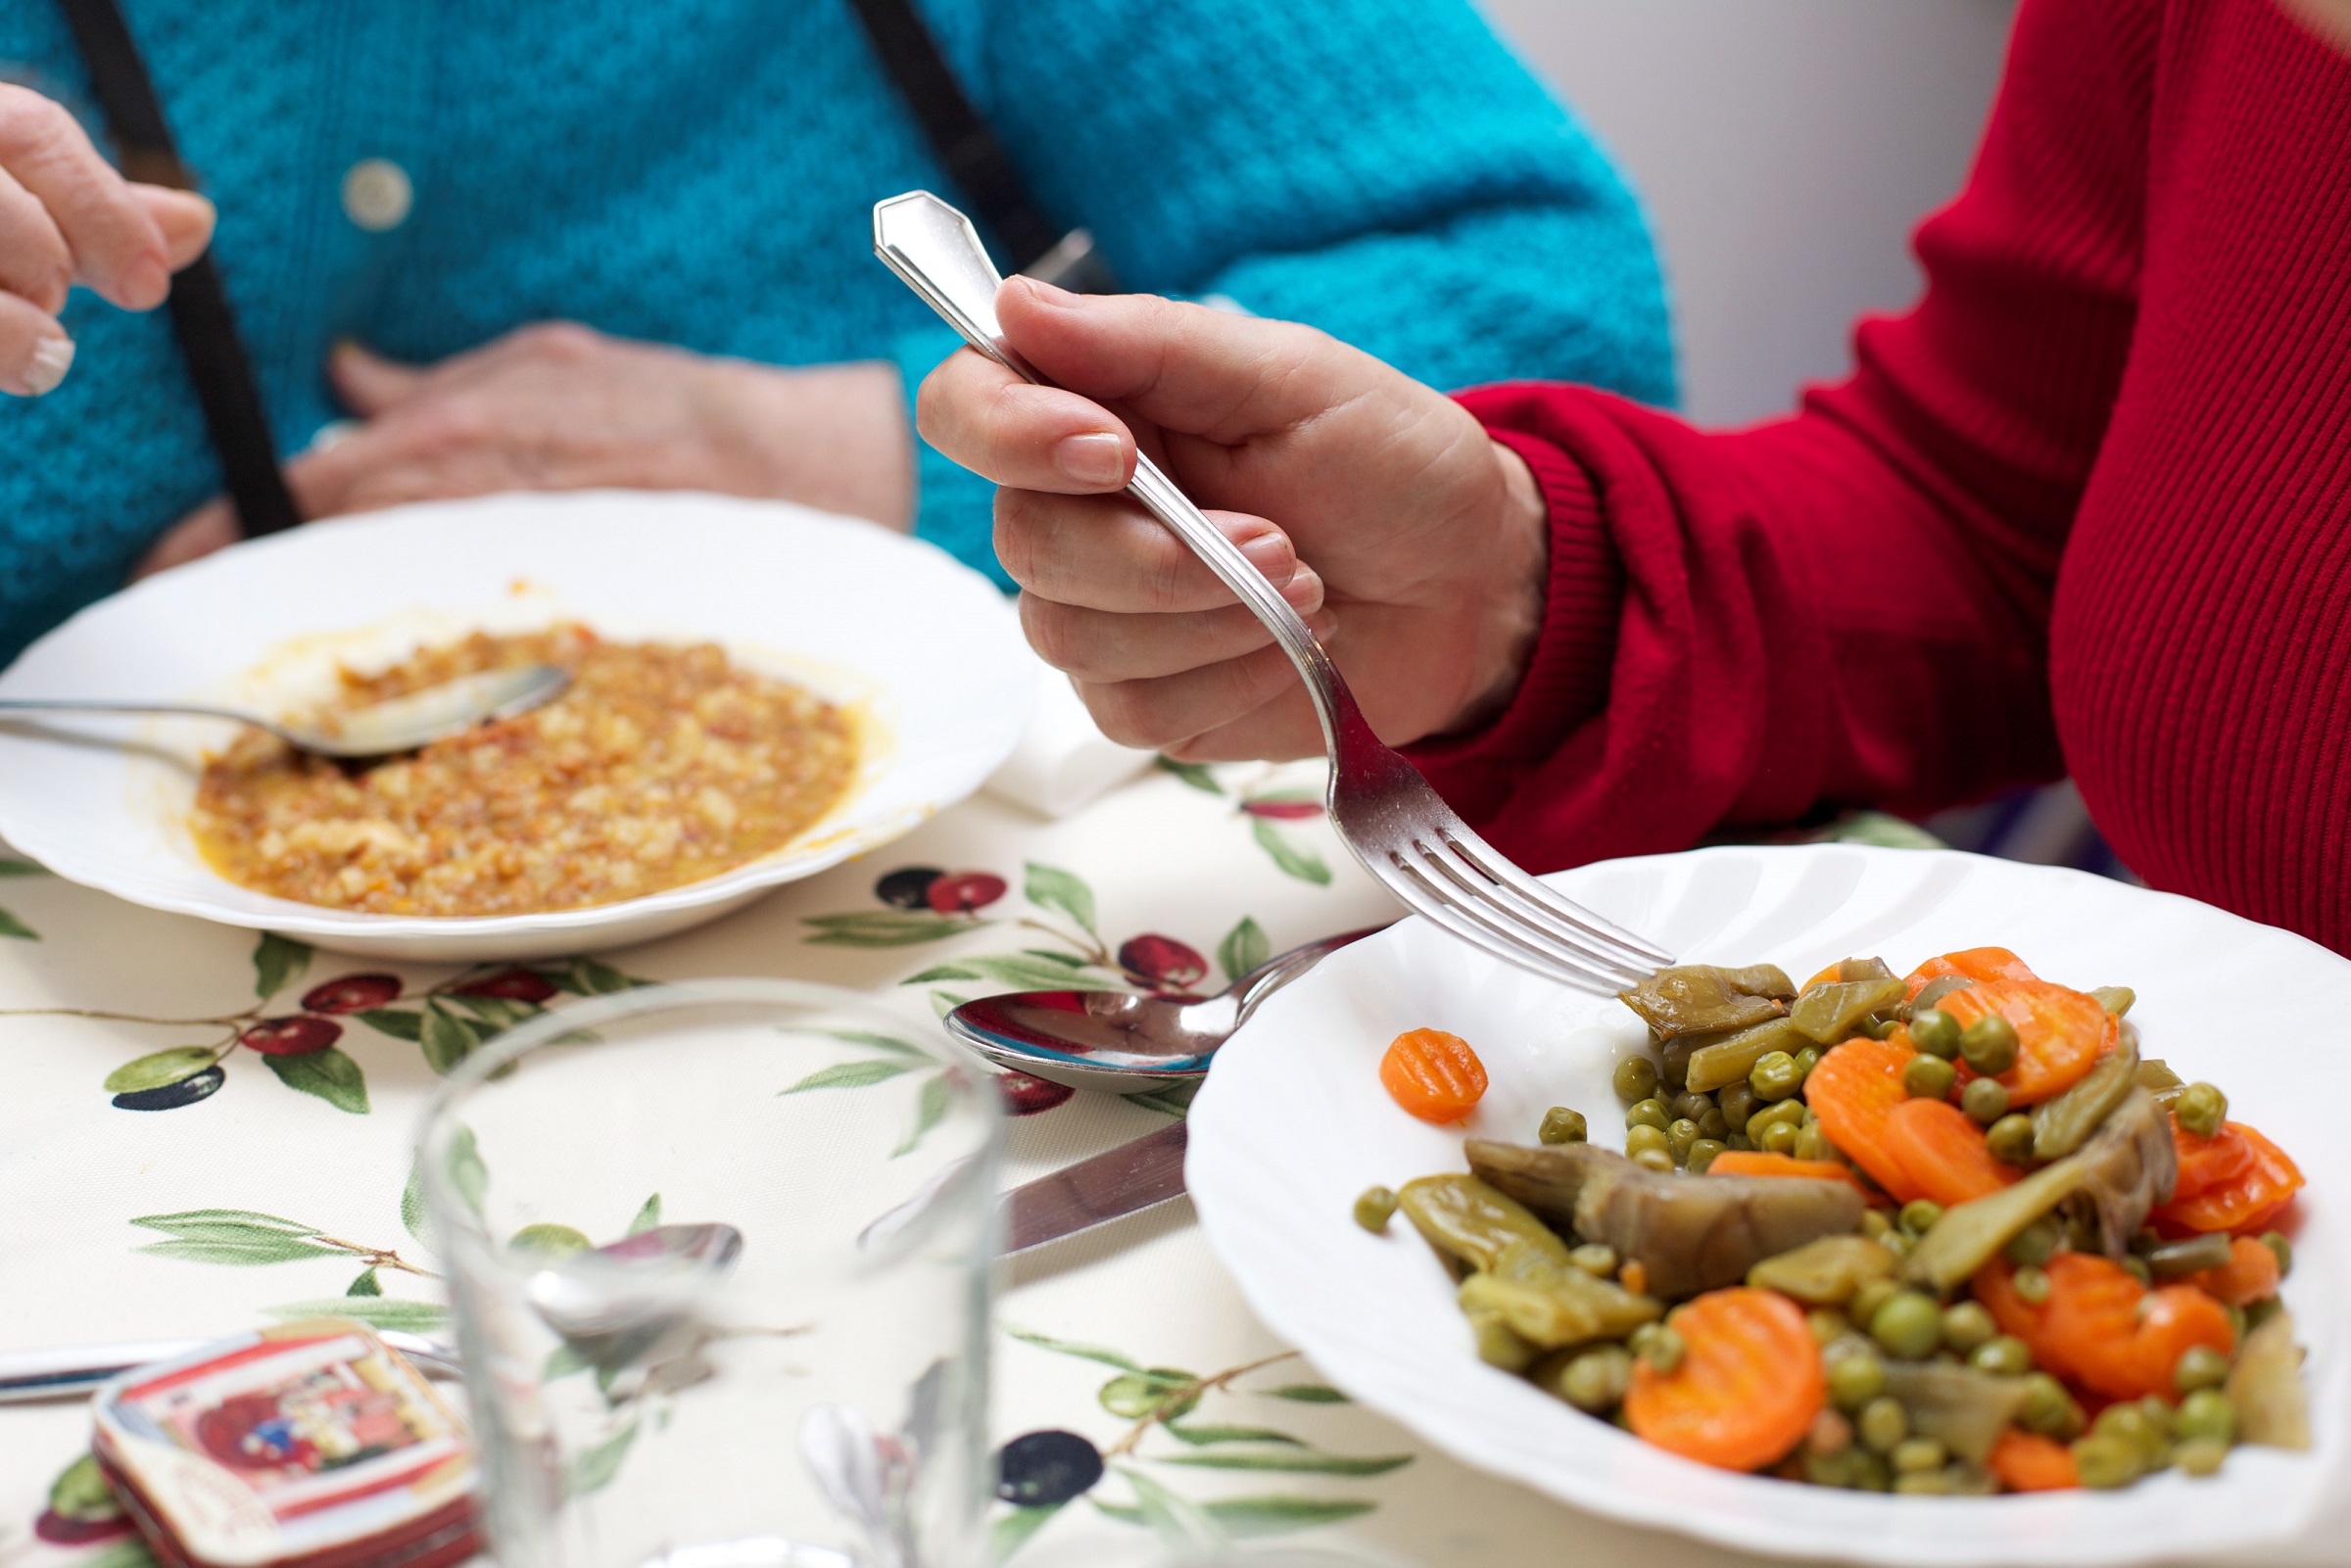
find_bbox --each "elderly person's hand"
[0,85,215,397]
[137,324,914,575]
[917,279,1550,761]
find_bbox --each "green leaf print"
[1003,1326,1147,1373]
[1194,1497,1375,1536]
[1217,917,1270,986]
[626,1193,663,1236]
[1153,1449,1411,1477]
[567,1420,640,1497]
[347,1268,383,1297]
[48,1453,121,1521]
[1260,1384,1349,1403]
[893,1072,952,1158]
[444,1124,490,1216]
[420,1000,481,1075]
[358,1007,425,1041]
[1116,1467,1222,1548]
[1250,818,1331,886]
[1023,861,1097,934]
[780,1059,919,1094]
[802,910,979,947]
[401,1158,430,1245]
[1099,1370,1202,1422]
[817,1027,930,1057]
[0,906,34,940]
[559,957,645,995]
[991,1500,1066,1562]
[265,1298,450,1334]
[104,1047,218,1094]
[1161,1422,1304,1448]
[909,953,1117,992]
[1153,756,1223,795]
[1122,1080,1200,1118]
[263,1045,370,1114]
[509,1223,594,1258]
[133,1214,344,1264]
[252,932,312,1000]
[0,859,45,876]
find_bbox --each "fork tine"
[1437,827,1677,971]
[1378,857,1634,995]
[1401,841,1652,989]
[1386,844,1650,993]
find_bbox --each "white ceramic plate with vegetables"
[1186,844,2343,1567]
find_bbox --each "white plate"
[0,491,1034,961]
[1187,844,2345,1567]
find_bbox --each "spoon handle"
[1232,924,1390,1026]
[0,697,290,740]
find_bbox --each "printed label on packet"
[91,1318,477,1568]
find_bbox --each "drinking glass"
[418,978,1002,1568]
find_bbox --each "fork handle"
[873,192,1358,755]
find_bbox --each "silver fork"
[873,192,1673,993]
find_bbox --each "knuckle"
[515,320,600,360]
[1081,681,1176,751]
[0,89,73,161]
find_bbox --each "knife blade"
[998,1120,1188,1256]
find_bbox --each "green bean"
[1829,1350,1888,1411]
[1612,1055,1660,1104]
[1626,1097,1671,1132]
[1791,976,1908,1045]
[1857,1396,1909,1453]
[1908,1008,1961,1060]
[1398,1174,1573,1272]
[1458,1268,1661,1351]
[2089,985,2135,1017]
[1751,1050,1805,1101]
[2020,1373,2084,1440]
[2175,1345,2231,1395]
[2228,1308,2312,1450]
[2173,1388,2235,1445]
[1748,1234,1898,1307]
[2175,1081,2228,1138]
[2261,1230,2292,1280]
[1903,1053,1958,1101]
[2148,1233,2233,1279]
[1870,1291,1944,1359]
[1685,1137,1726,1173]
[1986,1114,2038,1166]
[2030,1041,2141,1160]
[1961,1076,2010,1126]
[1959,1015,2020,1075]
[1353,1185,1398,1233]
[1940,1302,1995,1354]
[1900,1155,2087,1295]
[1899,1200,1945,1237]
[1538,1106,1588,1145]
[1908,975,1975,1014]
[1968,1335,2033,1377]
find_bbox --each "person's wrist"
[1433,439,1550,736]
[700,357,915,528]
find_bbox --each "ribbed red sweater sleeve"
[1417,0,2351,952]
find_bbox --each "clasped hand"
[917,278,1551,761]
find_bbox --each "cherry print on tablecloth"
[1154,757,1334,886]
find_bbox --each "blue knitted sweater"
[0,0,1672,664]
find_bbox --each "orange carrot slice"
[1941,979,2115,1106]
[2155,1122,2304,1237]
[1976,1255,2234,1402]
[1378,1027,1487,1123]
[1989,1428,2080,1493]
[1885,1097,2020,1207]
[2189,1236,2283,1307]
[1705,1150,1866,1189]
[1801,1037,1925,1204]
[1624,1288,1824,1472]
[1903,947,2040,1001]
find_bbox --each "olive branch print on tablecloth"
[0,856,43,940]
[0,928,648,1116]
[796,860,1269,1125]
[990,1327,1405,1561]
[1154,757,1332,887]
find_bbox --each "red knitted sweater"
[1418,0,2351,955]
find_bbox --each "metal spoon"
[0,663,570,758]
[945,926,1387,1092]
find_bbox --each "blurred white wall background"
[1478,0,2021,426]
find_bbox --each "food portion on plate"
[193,624,856,917]
[1365,947,2311,1496]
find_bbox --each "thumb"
[131,186,215,271]
[996,276,1356,441]
[330,339,429,416]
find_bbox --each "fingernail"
[1054,432,1127,487]
[121,257,169,309]
[1307,608,1339,643]
[24,334,74,396]
[1280,563,1324,613]
[1238,531,1296,584]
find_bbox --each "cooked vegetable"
[1941,980,2116,1106]
[1976,1254,2234,1402]
[2261,1229,2292,1278]
[2136,1058,2185,1098]
[1857,1393,1909,1452]
[1907,1008,1961,1060]
[2018,1371,2085,1439]
[1805,1036,1929,1203]
[1941,1301,1996,1353]
[1868,1290,1944,1359]
[1617,965,1795,1039]
[1623,1288,1824,1471]
[1885,1098,2020,1208]
[2225,1309,2311,1450]
[1908,975,1976,1013]
[1751,1050,1807,1101]
[2029,1038,2140,1160]
[2170,1117,2255,1201]
[2089,985,2135,1016]
[1626,1098,1670,1131]
[1960,1077,2009,1125]
[1703,1150,1862,1189]
[1791,976,1909,1045]
[1882,1361,2032,1463]
[1464,1303,1540,1370]
[1958,1014,2021,1076]
[1968,1335,2033,1376]
[2173,1345,2231,1395]
[1396,1174,1571,1273]
[1746,1235,1897,1306]
[1465,1140,1862,1301]
[1902,1155,2087,1295]
[1536,1343,1634,1411]
[2143,1233,2232,1279]
[1687,1139,1726,1172]
[1354,1185,1398,1233]
[1906,948,2040,993]
[1988,1429,2080,1492]
[1902,1054,1959,1102]
[2071,1087,2179,1256]
[1613,1055,1660,1103]
[1380,1028,1488,1123]
[1986,1114,2038,1165]
[1630,1320,1688,1374]
[1685,1017,1808,1095]
[2174,1081,2228,1139]
[1457,1264,1661,1350]
[2155,1121,2303,1236]
[1538,1106,1588,1145]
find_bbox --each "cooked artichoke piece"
[2227,1309,2312,1450]
[2069,1087,2178,1257]
[1747,1234,1898,1306]
[1397,1173,1572,1275]
[1882,1362,2033,1464]
[1457,1264,1661,1350]
[1838,956,1898,983]
[1463,1302,1541,1371]
[1902,1156,2088,1295]
[1686,1016,1811,1095]
[2031,1035,2141,1160]
[1618,964,1796,1038]
[1789,976,1909,1045]
[1465,1139,1864,1300]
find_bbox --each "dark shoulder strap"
[842,0,1116,291]
[56,0,300,540]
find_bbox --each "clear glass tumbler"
[418,978,1001,1568]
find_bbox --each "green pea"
[1807,1308,1853,1347]
[1876,1228,1914,1259]
[1697,1106,1731,1142]
[2172,1388,2236,1445]
[1631,1145,1676,1174]
[1870,1290,1944,1360]
[1625,1123,1670,1160]
[1987,1114,2038,1165]
[2089,985,2135,1017]
[2071,1435,2141,1491]
[2005,1216,2061,1268]
[1902,1053,1958,1101]
[1850,1279,1900,1327]
[1757,1118,1799,1157]
[1613,1056,1660,1104]
[1959,1015,2021,1075]
[1751,1050,1804,1101]
[1969,1335,2034,1377]
[2094,1402,2165,1461]
[1891,1468,1955,1496]
[1908,1008,1961,1059]
[1859,1209,1895,1241]
[1659,1039,1693,1092]
[1665,1117,1703,1164]
[1940,1301,1996,1354]
[1670,1089,1715,1123]
[1748,1097,1806,1134]
[1891,1437,1947,1475]
[2173,1437,2229,1478]
[1717,1080,1757,1131]
[1559,1346,1634,1413]
[1353,1185,1398,1233]
[1857,1395,1909,1454]
[1626,1097,1670,1132]
[1632,1322,1687,1375]
[1538,1106,1588,1145]
[2020,1373,2084,1440]
[1829,1351,1888,1412]
[1858,1015,1899,1040]
[1806,1446,1890,1491]
[1568,1243,1618,1277]
[2174,1082,2228,1139]
[1960,1075,2010,1126]
[1792,1045,1821,1080]
[1686,1138,1726,1173]
[1793,1122,1837,1163]
[2261,1230,2292,1280]
[2175,1344,2230,1394]
[2246,1295,2286,1333]
[1899,1199,1944,1237]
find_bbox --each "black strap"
[842,0,1117,292]
[56,0,300,539]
